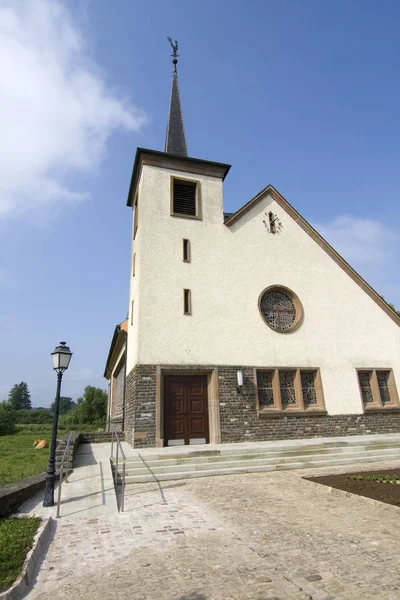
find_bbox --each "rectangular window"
[133,194,139,239]
[183,239,190,262]
[256,371,274,408]
[131,300,134,325]
[183,289,191,315]
[132,253,136,276]
[279,371,296,406]
[357,369,398,409]
[171,178,199,218]
[255,368,325,414]
[300,371,318,408]
[377,371,391,405]
[358,371,374,404]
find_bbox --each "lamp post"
[43,341,73,507]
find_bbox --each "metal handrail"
[56,431,73,518]
[111,424,126,512]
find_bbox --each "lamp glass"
[51,342,72,372]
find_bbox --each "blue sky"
[0,0,399,407]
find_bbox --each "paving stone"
[21,456,400,600]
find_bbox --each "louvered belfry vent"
[173,179,197,216]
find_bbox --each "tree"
[0,401,17,435]
[50,396,76,415]
[8,382,31,410]
[388,302,400,317]
[75,386,108,425]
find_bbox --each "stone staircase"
[113,436,400,484]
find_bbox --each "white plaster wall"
[126,184,142,372]
[128,163,400,415]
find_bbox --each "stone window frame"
[170,176,202,220]
[356,368,400,412]
[254,367,326,416]
[258,285,303,334]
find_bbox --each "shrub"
[0,402,17,436]
[15,408,53,425]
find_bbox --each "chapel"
[104,44,400,448]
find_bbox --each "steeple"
[164,38,188,157]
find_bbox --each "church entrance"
[164,375,209,446]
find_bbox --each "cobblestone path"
[25,459,400,600]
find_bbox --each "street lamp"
[43,342,73,507]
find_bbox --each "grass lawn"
[0,425,65,487]
[0,517,40,592]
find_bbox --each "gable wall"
[128,165,400,416]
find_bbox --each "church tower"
[124,40,230,447]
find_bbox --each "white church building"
[104,47,400,448]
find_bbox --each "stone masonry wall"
[218,366,400,442]
[123,364,400,448]
[125,365,157,447]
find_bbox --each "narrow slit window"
[183,289,191,315]
[133,195,139,239]
[377,371,391,405]
[183,239,190,262]
[358,371,374,404]
[132,253,136,276]
[172,179,197,217]
[131,300,134,325]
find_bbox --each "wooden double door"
[164,375,209,446]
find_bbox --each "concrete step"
[118,447,400,477]
[118,439,400,463]
[115,443,400,469]
[122,452,400,483]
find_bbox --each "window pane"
[279,371,296,406]
[301,371,317,407]
[377,371,391,404]
[260,290,296,331]
[358,371,373,404]
[256,371,274,407]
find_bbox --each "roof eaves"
[126,148,231,207]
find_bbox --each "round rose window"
[259,287,302,332]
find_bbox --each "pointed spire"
[165,38,187,157]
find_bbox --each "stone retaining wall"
[79,431,125,443]
[55,432,80,470]
[0,473,45,518]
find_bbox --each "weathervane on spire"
[167,37,179,73]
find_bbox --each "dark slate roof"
[164,72,187,157]
[224,212,234,222]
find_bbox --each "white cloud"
[314,214,400,306]
[314,215,396,264]
[0,0,145,217]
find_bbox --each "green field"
[0,423,104,487]
[0,425,64,487]
[0,517,40,592]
